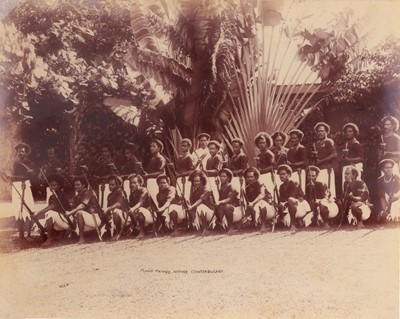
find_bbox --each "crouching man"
[241,167,275,233]
[126,174,154,239]
[277,164,311,231]
[103,175,129,239]
[36,174,72,247]
[305,166,339,229]
[214,168,241,235]
[65,176,103,244]
[343,167,371,228]
[377,159,400,222]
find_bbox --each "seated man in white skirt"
[214,168,242,235]
[377,159,400,222]
[186,170,216,235]
[65,176,103,244]
[156,175,185,236]
[241,167,275,232]
[277,164,312,231]
[305,166,339,229]
[36,174,72,247]
[313,122,338,199]
[119,174,155,239]
[343,167,371,229]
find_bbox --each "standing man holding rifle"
[11,143,36,240]
[287,129,308,193]
[379,115,400,175]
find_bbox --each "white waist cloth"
[317,168,336,199]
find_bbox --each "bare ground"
[0,225,399,319]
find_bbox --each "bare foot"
[357,222,365,229]
[323,223,331,230]
[136,233,146,240]
[290,225,298,233]
[170,230,182,237]
[227,228,238,235]
[202,229,211,237]
[41,240,53,248]
[78,239,86,244]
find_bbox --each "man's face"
[344,127,354,139]
[245,172,256,184]
[219,172,229,185]
[181,142,190,153]
[257,138,267,151]
[158,178,169,191]
[130,177,140,191]
[193,176,201,188]
[383,164,393,177]
[49,181,60,192]
[290,134,299,147]
[208,144,218,156]
[317,126,327,139]
[232,142,241,155]
[384,120,394,133]
[47,148,56,161]
[278,170,289,182]
[124,149,133,160]
[17,147,27,160]
[344,168,352,182]
[101,147,111,159]
[74,180,85,193]
[199,137,209,149]
[307,171,317,184]
[109,179,117,192]
[274,135,284,148]
[150,142,160,154]
[78,145,87,157]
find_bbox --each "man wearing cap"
[277,164,312,231]
[204,140,223,202]
[11,143,36,239]
[187,170,215,235]
[380,115,400,175]
[174,138,195,200]
[377,159,400,222]
[156,175,185,236]
[241,167,275,232]
[228,138,249,193]
[343,167,371,228]
[254,132,275,195]
[341,123,364,189]
[305,166,339,229]
[36,174,72,247]
[102,175,129,239]
[140,139,166,204]
[214,168,241,234]
[312,122,338,198]
[287,129,308,193]
[65,176,103,244]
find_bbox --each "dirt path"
[0,228,398,319]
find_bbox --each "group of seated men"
[4,115,399,247]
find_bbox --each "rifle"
[0,171,47,242]
[39,169,75,231]
[81,169,104,241]
[338,181,351,228]
[384,175,396,220]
